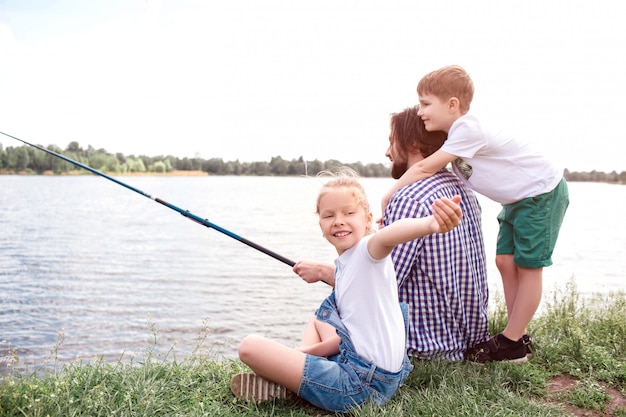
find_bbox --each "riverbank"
[1,282,624,416]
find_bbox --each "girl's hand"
[293,261,335,286]
[431,195,462,233]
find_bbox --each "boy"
[382,65,569,363]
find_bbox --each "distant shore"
[0,170,208,177]
[2,169,623,184]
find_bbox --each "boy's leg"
[496,254,518,319]
[496,181,568,342]
[501,266,543,341]
[238,335,306,393]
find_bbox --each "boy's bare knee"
[496,254,514,271]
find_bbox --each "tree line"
[0,141,624,183]
[0,142,390,177]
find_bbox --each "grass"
[1,280,625,417]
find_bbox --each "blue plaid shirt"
[384,169,490,361]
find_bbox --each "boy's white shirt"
[441,114,562,204]
[334,235,406,373]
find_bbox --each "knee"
[495,254,514,272]
[238,334,262,364]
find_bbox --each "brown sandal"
[230,372,294,402]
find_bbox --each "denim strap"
[364,362,377,384]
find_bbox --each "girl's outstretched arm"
[369,195,462,260]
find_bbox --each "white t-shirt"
[333,235,406,373]
[442,114,562,204]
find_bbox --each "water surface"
[0,176,623,369]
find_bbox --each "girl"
[231,171,462,412]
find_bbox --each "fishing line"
[0,131,296,267]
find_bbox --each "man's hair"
[391,106,447,158]
[417,65,474,114]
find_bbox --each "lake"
[1,176,624,370]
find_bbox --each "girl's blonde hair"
[315,168,370,217]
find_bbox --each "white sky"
[1,0,624,172]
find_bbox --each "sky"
[0,0,624,172]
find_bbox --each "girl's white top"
[334,235,406,373]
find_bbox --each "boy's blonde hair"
[315,168,370,221]
[417,65,474,114]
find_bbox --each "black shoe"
[465,333,528,364]
[522,334,533,358]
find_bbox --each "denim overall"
[297,291,414,412]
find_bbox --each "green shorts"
[496,178,569,268]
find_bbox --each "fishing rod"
[0,131,296,267]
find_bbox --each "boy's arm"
[369,196,462,260]
[381,150,458,213]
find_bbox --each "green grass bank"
[1,281,625,417]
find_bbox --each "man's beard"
[390,159,408,179]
